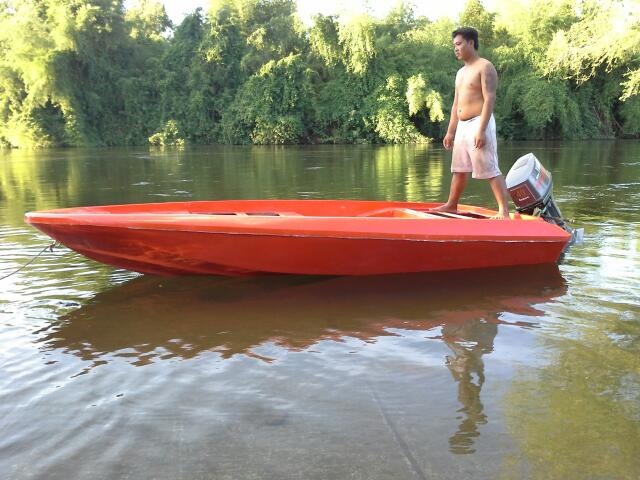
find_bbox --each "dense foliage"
[0,0,638,148]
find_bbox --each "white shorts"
[452,115,501,179]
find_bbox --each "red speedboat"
[24,154,578,276]
[25,198,572,276]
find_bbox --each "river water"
[1,142,639,479]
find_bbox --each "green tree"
[459,0,496,50]
[0,0,171,147]
[221,53,313,144]
[1,0,638,148]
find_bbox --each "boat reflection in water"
[45,266,565,362]
[43,265,566,455]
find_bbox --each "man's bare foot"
[429,203,458,214]
[489,212,511,220]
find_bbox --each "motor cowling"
[506,153,571,232]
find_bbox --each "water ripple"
[2,143,640,479]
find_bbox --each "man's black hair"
[452,27,479,50]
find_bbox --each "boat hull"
[25,200,572,276]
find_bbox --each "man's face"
[453,35,473,60]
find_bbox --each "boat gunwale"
[25,199,499,218]
[24,199,572,244]
[26,216,572,243]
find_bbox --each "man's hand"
[443,132,455,150]
[474,130,486,149]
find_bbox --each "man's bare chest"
[457,69,482,93]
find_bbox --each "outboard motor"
[506,153,582,243]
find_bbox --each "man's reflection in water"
[442,318,498,454]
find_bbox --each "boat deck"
[57,199,500,220]
[200,208,485,220]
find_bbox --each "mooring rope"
[0,241,61,281]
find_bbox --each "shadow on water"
[40,266,567,456]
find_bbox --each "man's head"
[452,27,479,60]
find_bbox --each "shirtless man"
[434,27,511,220]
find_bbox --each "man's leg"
[431,172,471,213]
[488,175,511,219]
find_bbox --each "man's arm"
[474,61,498,149]
[443,71,462,150]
